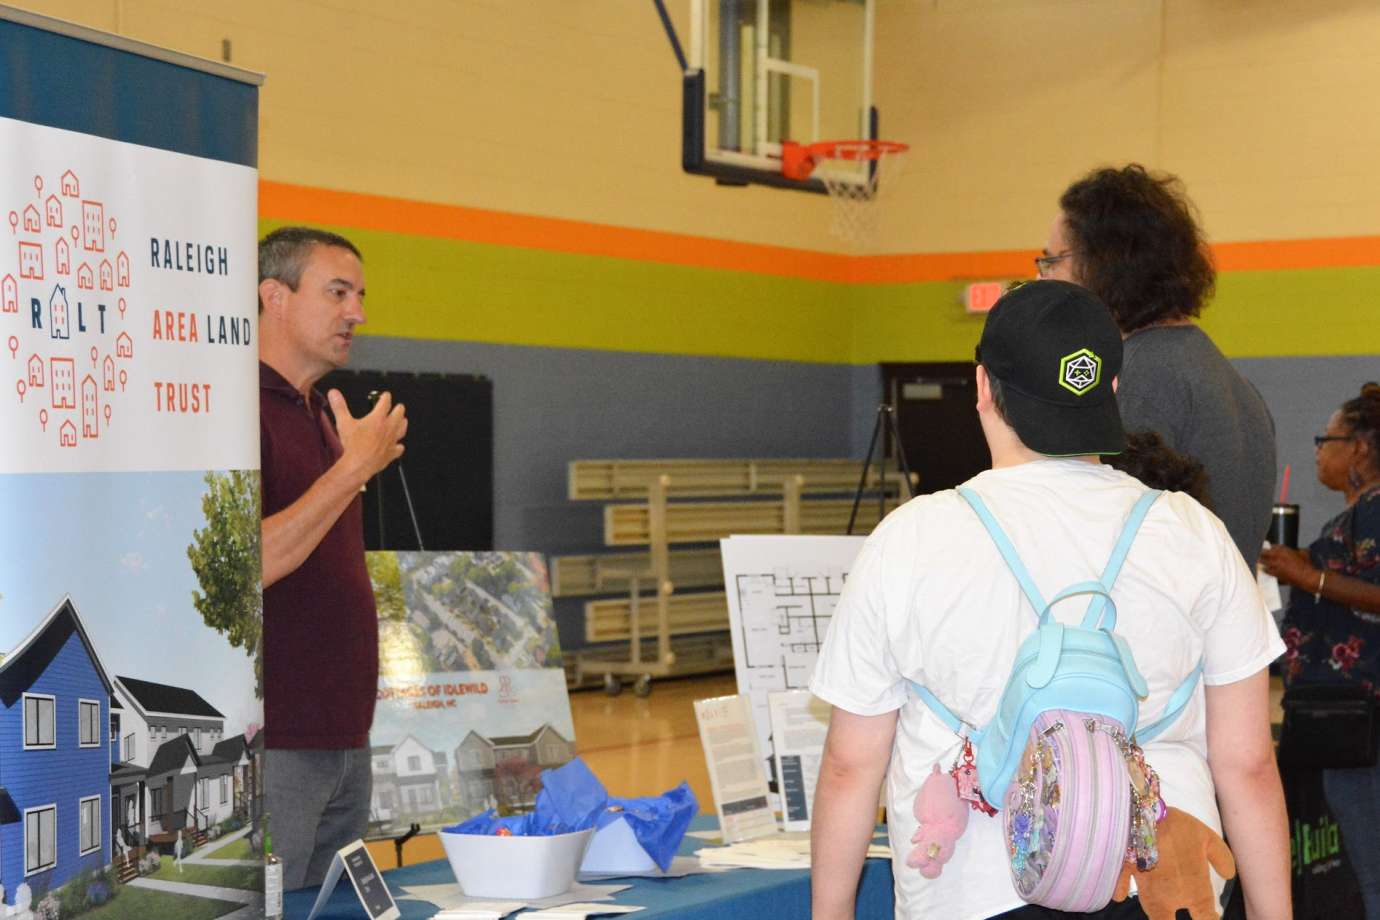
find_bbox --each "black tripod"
[847,403,916,535]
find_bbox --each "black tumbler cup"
[1268,503,1299,548]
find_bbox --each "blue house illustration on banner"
[0,596,112,906]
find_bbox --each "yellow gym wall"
[17,0,1380,363]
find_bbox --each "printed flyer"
[366,551,576,838]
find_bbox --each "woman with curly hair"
[1261,382,1380,918]
[1042,165,1276,570]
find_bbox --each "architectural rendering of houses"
[370,735,452,828]
[208,734,260,828]
[453,724,574,815]
[0,597,112,909]
[0,597,260,909]
[111,674,256,849]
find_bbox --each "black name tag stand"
[304,839,400,920]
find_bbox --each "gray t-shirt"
[1118,324,1276,568]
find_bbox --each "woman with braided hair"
[1261,382,1380,917]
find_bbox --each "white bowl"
[439,827,594,900]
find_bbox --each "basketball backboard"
[669,0,876,193]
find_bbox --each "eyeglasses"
[1034,251,1073,278]
[1314,434,1355,448]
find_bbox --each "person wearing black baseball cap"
[809,281,1289,919]
[974,279,1125,458]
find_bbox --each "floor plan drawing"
[720,535,866,772]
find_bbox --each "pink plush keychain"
[907,764,970,878]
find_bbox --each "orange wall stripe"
[259,180,857,283]
[260,181,1380,282]
[1213,236,1380,272]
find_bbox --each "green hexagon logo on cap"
[1058,348,1102,396]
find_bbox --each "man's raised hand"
[327,388,407,484]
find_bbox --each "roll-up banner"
[0,9,265,917]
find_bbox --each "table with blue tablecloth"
[283,817,894,920]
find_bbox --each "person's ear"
[258,278,285,318]
[975,365,992,411]
[1355,434,1374,470]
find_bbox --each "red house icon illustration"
[19,242,43,280]
[50,284,70,340]
[22,204,40,233]
[28,354,45,387]
[2,274,16,313]
[51,357,76,408]
[102,355,115,391]
[44,194,62,228]
[81,200,105,252]
[60,419,77,447]
[99,259,113,291]
[55,237,70,274]
[115,331,133,358]
[77,262,94,290]
[61,170,80,197]
[81,375,99,438]
[116,251,130,287]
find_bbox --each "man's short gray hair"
[258,226,361,311]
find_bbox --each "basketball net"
[782,140,909,249]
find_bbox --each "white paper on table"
[768,690,831,832]
[395,883,629,914]
[693,694,778,843]
[684,830,722,842]
[695,832,810,869]
[432,904,526,920]
[694,832,890,870]
[526,885,631,909]
[521,904,645,919]
[578,855,717,881]
[393,885,524,915]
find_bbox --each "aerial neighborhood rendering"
[0,597,263,918]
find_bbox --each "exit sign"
[964,282,1006,314]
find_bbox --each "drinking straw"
[1279,465,1291,504]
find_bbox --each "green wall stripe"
[260,220,1379,365]
[261,219,856,365]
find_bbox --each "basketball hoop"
[781,139,909,248]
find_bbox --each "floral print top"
[1281,486,1380,696]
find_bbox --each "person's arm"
[1204,669,1290,920]
[262,389,407,588]
[1259,545,1380,614]
[810,706,896,920]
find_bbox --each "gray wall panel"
[342,336,1375,650]
[1236,356,1378,542]
[347,336,864,650]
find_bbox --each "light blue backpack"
[910,487,1204,910]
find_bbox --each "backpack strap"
[1081,490,1162,631]
[909,682,985,744]
[956,487,1046,614]
[1136,659,1205,742]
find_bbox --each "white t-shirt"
[810,459,1284,920]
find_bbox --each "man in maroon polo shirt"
[258,226,407,889]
